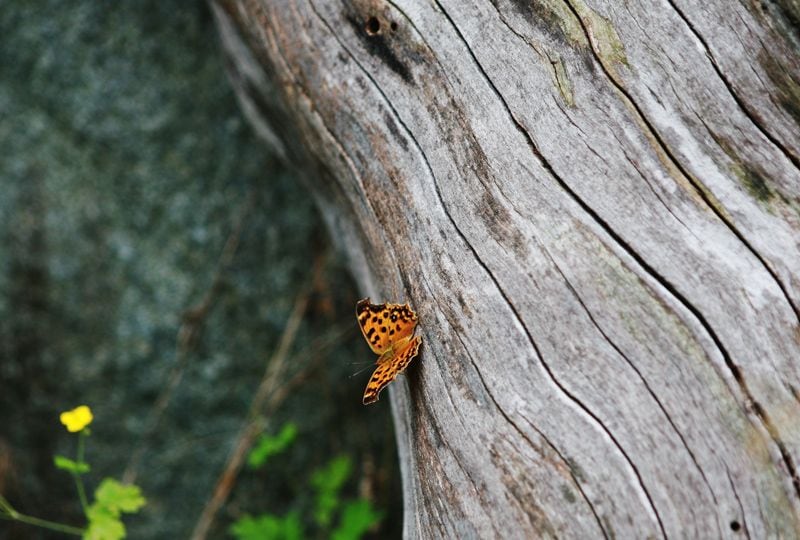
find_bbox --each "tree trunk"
[210,0,800,537]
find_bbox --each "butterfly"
[356,298,422,405]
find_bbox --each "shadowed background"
[0,1,401,538]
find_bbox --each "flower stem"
[75,431,89,514]
[0,495,84,536]
[0,495,14,515]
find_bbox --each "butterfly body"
[356,298,422,405]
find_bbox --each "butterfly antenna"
[349,363,375,379]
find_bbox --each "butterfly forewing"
[362,335,422,405]
[356,298,418,355]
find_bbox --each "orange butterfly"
[356,298,422,405]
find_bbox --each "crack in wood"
[557,0,800,322]
[556,0,800,500]
[725,465,751,539]
[333,0,680,533]
[420,270,609,537]
[262,6,409,305]
[313,1,658,533]
[431,2,678,534]
[481,375,610,538]
[663,0,800,171]
[420,387,505,538]
[546,249,720,507]
[217,0,800,534]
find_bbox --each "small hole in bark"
[365,16,380,35]
[730,520,741,532]
[390,21,398,31]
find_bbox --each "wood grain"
[212,0,800,536]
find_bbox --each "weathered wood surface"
[211,0,800,537]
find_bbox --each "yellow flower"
[60,405,93,432]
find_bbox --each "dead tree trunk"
[210,0,800,537]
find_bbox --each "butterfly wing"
[362,335,422,405]
[356,298,418,355]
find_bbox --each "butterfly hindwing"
[362,335,422,405]
[356,298,418,355]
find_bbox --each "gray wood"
[211,0,800,537]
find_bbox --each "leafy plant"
[231,440,383,540]
[0,405,146,539]
[230,511,303,540]
[310,455,352,527]
[331,499,384,540]
[248,422,298,469]
[54,455,91,475]
[84,479,146,540]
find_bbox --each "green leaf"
[229,511,303,540]
[230,514,280,540]
[94,479,146,514]
[331,499,384,540]
[280,512,303,540]
[310,455,351,492]
[313,491,338,528]
[83,479,145,540]
[54,455,90,474]
[310,455,352,527]
[247,423,298,469]
[84,506,125,540]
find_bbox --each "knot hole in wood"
[364,16,398,36]
[365,16,380,35]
